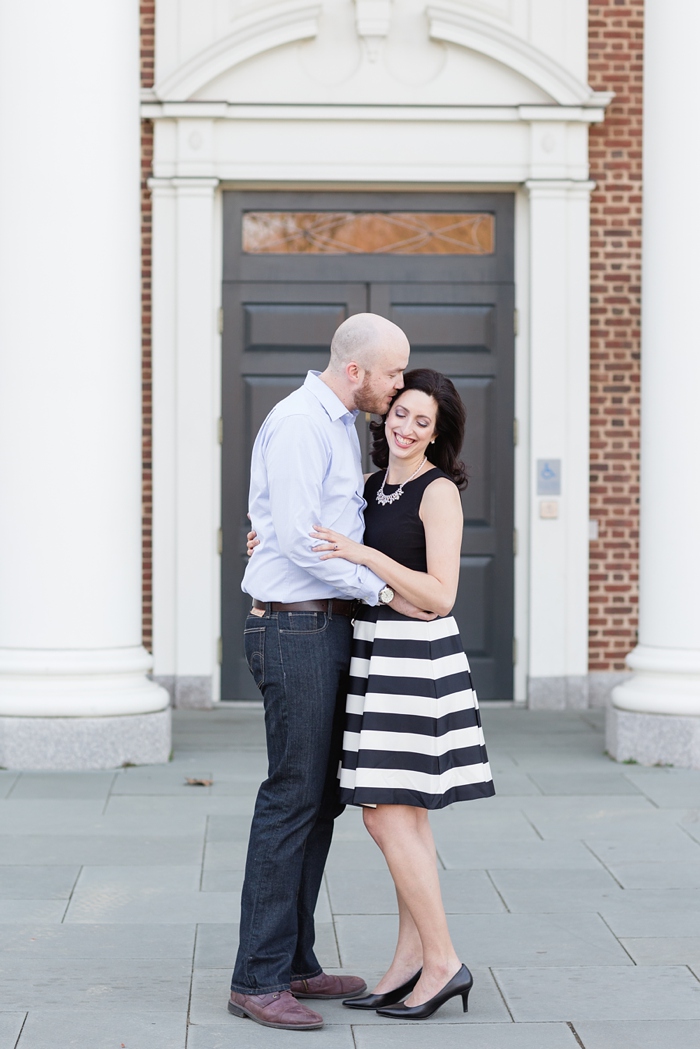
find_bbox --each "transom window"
[242,211,495,256]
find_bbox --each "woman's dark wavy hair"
[370,368,468,490]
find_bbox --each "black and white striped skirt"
[339,606,495,809]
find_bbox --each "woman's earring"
[430,439,436,444]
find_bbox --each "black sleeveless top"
[363,467,454,573]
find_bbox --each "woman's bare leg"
[363,804,461,1004]
[371,810,442,992]
[371,887,422,993]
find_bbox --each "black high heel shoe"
[342,969,422,1010]
[375,963,473,1020]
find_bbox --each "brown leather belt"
[252,598,356,618]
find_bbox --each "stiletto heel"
[342,969,422,1010]
[376,964,474,1020]
[462,987,471,1012]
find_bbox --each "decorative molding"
[150,2,614,110]
[155,1,322,101]
[0,646,169,718]
[354,0,392,62]
[141,102,609,125]
[427,3,597,105]
[525,179,597,198]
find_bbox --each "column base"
[153,675,213,709]
[606,706,700,769]
[0,709,172,771]
[588,671,632,709]
[527,675,589,710]
[0,646,171,717]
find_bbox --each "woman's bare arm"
[312,478,462,616]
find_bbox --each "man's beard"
[355,375,392,416]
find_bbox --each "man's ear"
[346,361,362,385]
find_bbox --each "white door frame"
[143,93,607,706]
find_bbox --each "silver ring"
[334,543,338,550]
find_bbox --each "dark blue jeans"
[231,609,352,995]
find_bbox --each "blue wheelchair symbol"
[536,459,561,496]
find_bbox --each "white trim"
[150,180,177,682]
[525,178,595,693]
[211,188,223,705]
[147,99,606,702]
[513,187,531,703]
[427,3,600,106]
[142,101,609,125]
[155,2,322,101]
[149,176,221,700]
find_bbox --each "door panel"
[369,282,514,699]
[456,377,493,532]
[221,282,367,699]
[244,303,348,350]
[388,304,495,353]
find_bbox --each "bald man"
[229,315,423,1030]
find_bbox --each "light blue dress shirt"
[241,371,385,604]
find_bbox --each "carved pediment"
[154,0,596,107]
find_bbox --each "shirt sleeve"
[264,414,384,604]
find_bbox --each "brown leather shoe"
[228,989,323,1030]
[290,972,367,1000]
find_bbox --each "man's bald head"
[323,313,410,414]
[329,313,409,374]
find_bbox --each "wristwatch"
[377,585,395,605]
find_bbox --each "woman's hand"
[310,526,368,565]
[246,514,259,557]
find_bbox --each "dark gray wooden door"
[369,283,514,699]
[220,282,368,699]
[221,192,514,700]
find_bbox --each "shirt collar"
[304,371,359,423]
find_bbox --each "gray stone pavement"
[1,705,700,1048]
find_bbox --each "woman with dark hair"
[310,368,494,1020]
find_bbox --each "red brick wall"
[587,0,643,672]
[141,1,154,652]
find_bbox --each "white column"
[0,1,170,768]
[525,179,594,709]
[150,175,220,708]
[608,0,700,768]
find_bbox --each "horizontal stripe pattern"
[343,725,486,756]
[342,743,490,774]
[340,607,495,809]
[347,671,474,700]
[341,760,492,793]
[345,707,481,739]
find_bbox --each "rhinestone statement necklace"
[376,456,427,506]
